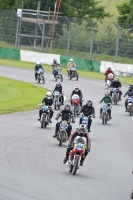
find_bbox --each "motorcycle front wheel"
[72,156,80,175]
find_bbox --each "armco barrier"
[0,47,20,60]
[60,55,101,72]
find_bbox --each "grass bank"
[0,58,133,85]
[0,76,47,115]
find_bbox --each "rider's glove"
[86,148,90,153]
[55,117,58,120]
[72,120,75,123]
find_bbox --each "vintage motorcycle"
[40,105,51,128]
[67,136,87,175]
[53,91,62,110]
[57,121,68,146]
[71,94,81,116]
[127,97,133,116]
[36,68,45,84]
[53,68,63,82]
[112,88,119,105]
[69,67,78,81]
[81,115,92,131]
[100,103,111,125]
[106,73,114,88]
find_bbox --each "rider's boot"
[63,156,69,164]
[109,114,112,119]
[80,158,85,166]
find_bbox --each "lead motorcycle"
[36,68,45,84]
[106,73,114,88]
[67,136,87,175]
[57,120,68,146]
[127,97,133,116]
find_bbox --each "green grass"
[0,58,133,86]
[0,76,47,114]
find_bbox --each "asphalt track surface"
[0,66,133,200]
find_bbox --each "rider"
[99,91,113,119]
[52,59,61,78]
[124,84,133,112]
[67,58,76,76]
[38,91,54,123]
[52,82,64,105]
[63,124,91,166]
[110,77,122,100]
[105,67,114,85]
[34,61,44,80]
[70,85,83,106]
[79,100,95,132]
[53,104,75,138]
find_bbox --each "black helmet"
[86,100,93,106]
[64,104,71,110]
[129,84,133,90]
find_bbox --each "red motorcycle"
[67,137,86,175]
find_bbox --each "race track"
[0,66,132,200]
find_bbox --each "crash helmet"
[53,59,57,64]
[129,84,133,90]
[79,124,86,134]
[56,81,61,87]
[74,85,80,92]
[105,91,110,96]
[36,61,40,65]
[108,67,111,71]
[70,58,73,62]
[86,100,93,106]
[115,77,119,82]
[64,104,71,111]
[46,91,52,99]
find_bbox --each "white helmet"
[36,61,40,65]
[46,91,52,99]
[70,58,73,62]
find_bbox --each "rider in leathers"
[105,67,114,84]
[53,104,75,138]
[63,124,91,166]
[124,85,133,112]
[70,85,83,106]
[80,100,95,132]
[38,91,54,123]
[52,82,64,105]
[110,77,122,100]
[52,59,61,77]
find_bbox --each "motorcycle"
[127,97,133,116]
[40,105,51,128]
[112,88,119,105]
[69,67,78,81]
[53,68,63,82]
[106,73,114,88]
[71,94,81,117]
[53,91,61,110]
[36,68,45,84]
[57,121,68,146]
[67,136,87,175]
[101,103,111,125]
[81,114,92,131]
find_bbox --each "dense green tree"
[0,0,109,21]
[117,0,133,24]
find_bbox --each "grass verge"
[0,58,133,85]
[0,76,47,115]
